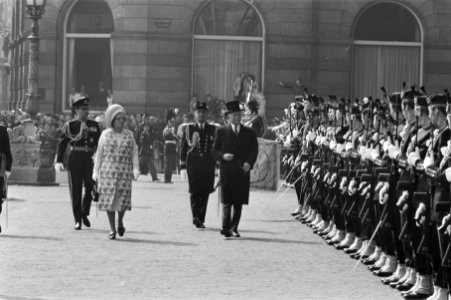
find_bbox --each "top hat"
[72,94,89,107]
[225,100,244,114]
[402,90,422,106]
[194,101,208,111]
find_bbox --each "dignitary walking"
[213,100,258,238]
[0,124,12,234]
[180,102,216,229]
[55,95,100,230]
[93,104,139,240]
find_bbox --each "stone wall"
[12,0,451,118]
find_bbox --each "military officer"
[213,100,258,238]
[180,102,217,229]
[55,95,101,230]
[0,123,13,234]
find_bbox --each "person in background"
[163,109,179,183]
[0,122,13,234]
[244,99,265,138]
[93,104,139,240]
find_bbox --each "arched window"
[352,2,422,98]
[192,0,265,105]
[63,0,113,111]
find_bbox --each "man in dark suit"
[0,124,13,234]
[213,100,259,238]
[55,95,101,230]
[180,102,217,228]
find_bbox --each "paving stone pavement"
[0,174,403,300]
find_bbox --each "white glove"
[92,172,98,182]
[313,167,321,179]
[294,156,301,166]
[133,168,140,180]
[345,142,353,152]
[336,144,345,153]
[378,183,389,205]
[407,151,421,167]
[374,181,384,193]
[328,173,337,186]
[441,146,448,156]
[339,177,348,194]
[5,171,11,179]
[308,131,317,142]
[329,140,337,151]
[323,172,330,183]
[388,146,401,160]
[423,156,434,169]
[415,203,426,226]
[382,140,392,152]
[54,163,64,171]
[348,179,357,196]
[358,146,367,157]
[370,149,380,161]
[445,167,451,182]
[396,191,409,210]
[314,136,321,146]
[300,160,308,172]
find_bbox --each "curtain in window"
[352,45,420,98]
[193,39,261,102]
[65,38,76,110]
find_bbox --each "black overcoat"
[180,123,216,195]
[213,124,258,205]
[0,125,13,199]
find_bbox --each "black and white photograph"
[1,0,451,299]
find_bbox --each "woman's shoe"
[109,231,116,240]
[118,227,126,237]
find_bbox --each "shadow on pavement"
[0,295,47,300]
[235,236,322,245]
[116,238,197,246]
[250,219,295,223]
[0,234,61,241]
[4,198,26,202]
[201,227,278,235]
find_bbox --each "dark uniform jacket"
[56,119,100,171]
[427,126,451,221]
[180,122,216,194]
[0,126,12,199]
[213,124,258,205]
[0,126,13,173]
[163,126,178,155]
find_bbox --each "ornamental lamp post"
[24,0,45,115]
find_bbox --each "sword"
[274,173,304,202]
[353,204,388,271]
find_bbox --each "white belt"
[165,140,176,144]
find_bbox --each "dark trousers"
[190,192,209,224]
[140,155,158,180]
[164,154,176,183]
[68,168,93,223]
[222,203,242,231]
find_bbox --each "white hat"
[104,104,126,128]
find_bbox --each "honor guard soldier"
[180,102,217,228]
[163,109,179,183]
[55,95,101,230]
[0,124,13,234]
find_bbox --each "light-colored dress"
[94,128,139,211]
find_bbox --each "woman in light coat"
[93,104,139,239]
